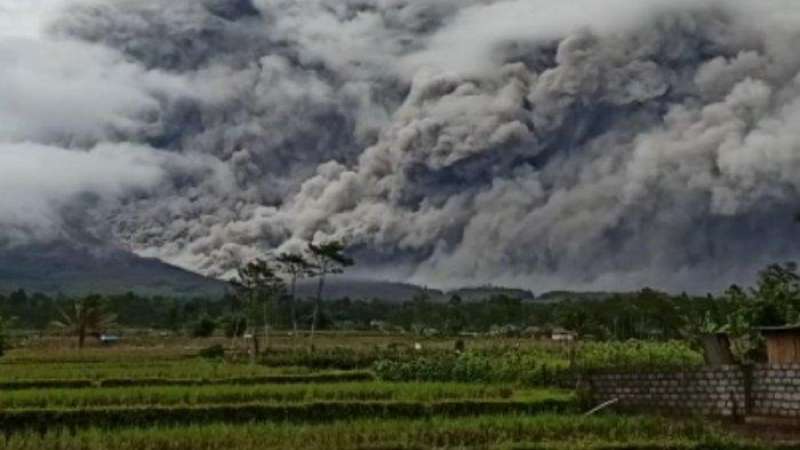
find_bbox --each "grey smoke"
[3,0,800,293]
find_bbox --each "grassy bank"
[0,414,765,450]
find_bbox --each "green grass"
[0,359,307,381]
[0,383,570,409]
[0,335,759,450]
[0,414,761,450]
[0,399,576,432]
[0,371,376,391]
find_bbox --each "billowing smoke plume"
[3,0,800,292]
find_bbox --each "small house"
[757,325,800,364]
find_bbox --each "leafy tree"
[306,240,354,350]
[50,295,117,349]
[713,264,800,362]
[230,259,285,360]
[275,252,312,338]
[752,263,800,324]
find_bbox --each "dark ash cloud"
[3,0,800,293]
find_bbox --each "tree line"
[2,255,800,362]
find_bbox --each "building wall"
[588,364,800,418]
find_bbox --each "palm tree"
[306,240,354,351]
[51,296,117,349]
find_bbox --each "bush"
[198,344,225,360]
[190,316,217,338]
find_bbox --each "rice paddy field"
[0,333,787,449]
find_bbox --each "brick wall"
[588,366,746,417]
[588,364,800,418]
[751,364,800,418]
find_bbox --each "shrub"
[191,316,217,338]
[198,344,225,360]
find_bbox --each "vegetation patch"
[0,383,562,409]
[0,371,374,391]
[0,399,575,433]
[0,415,763,450]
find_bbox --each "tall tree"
[306,240,354,350]
[51,295,117,349]
[230,259,285,361]
[275,252,312,338]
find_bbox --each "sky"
[2,0,800,293]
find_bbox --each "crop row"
[0,359,300,381]
[0,383,571,409]
[0,371,374,391]
[0,414,761,450]
[0,399,575,433]
[372,342,702,386]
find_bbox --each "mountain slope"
[0,243,542,302]
[0,243,227,297]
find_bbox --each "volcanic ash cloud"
[3,0,800,292]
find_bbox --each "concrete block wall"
[751,364,800,417]
[588,366,746,417]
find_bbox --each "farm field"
[0,334,780,449]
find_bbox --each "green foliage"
[3,262,799,346]
[0,399,574,433]
[230,259,286,356]
[0,415,758,450]
[374,342,703,385]
[373,351,571,386]
[574,341,703,372]
[0,371,374,391]
[198,344,225,360]
[50,295,117,348]
[190,316,218,338]
[699,263,800,363]
[261,347,383,370]
[0,382,541,409]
